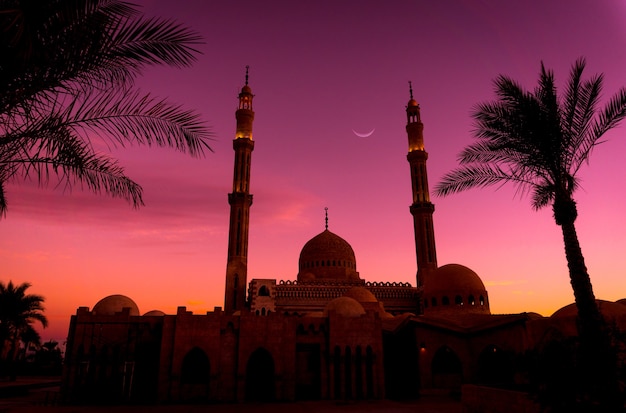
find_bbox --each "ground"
[0,377,462,413]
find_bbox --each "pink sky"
[3,0,626,341]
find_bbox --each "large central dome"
[297,229,360,282]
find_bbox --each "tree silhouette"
[435,58,626,409]
[0,0,212,217]
[0,281,47,379]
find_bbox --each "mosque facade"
[60,73,626,404]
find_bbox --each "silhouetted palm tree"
[435,58,626,408]
[0,0,212,217]
[0,281,47,373]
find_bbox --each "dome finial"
[245,65,249,86]
[409,80,413,100]
[324,207,328,230]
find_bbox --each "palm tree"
[435,58,626,408]
[0,0,212,218]
[0,281,47,378]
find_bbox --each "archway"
[477,345,513,385]
[333,346,341,399]
[181,347,210,384]
[295,343,321,400]
[245,347,275,401]
[180,347,210,401]
[432,346,462,389]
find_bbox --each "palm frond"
[531,184,555,210]
[563,58,586,133]
[589,87,626,141]
[0,280,47,331]
[64,88,213,155]
[437,59,626,215]
[1,0,211,217]
[434,164,533,197]
[110,16,203,69]
[0,180,6,217]
[5,124,145,207]
[570,87,626,176]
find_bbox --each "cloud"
[6,174,229,230]
[511,290,536,296]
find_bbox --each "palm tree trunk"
[559,220,620,408]
[559,221,602,336]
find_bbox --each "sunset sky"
[3,0,626,341]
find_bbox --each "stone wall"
[461,385,540,413]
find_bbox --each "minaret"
[224,66,255,313]
[406,82,437,288]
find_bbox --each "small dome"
[344,287,378,303]
[297,230,359,282]
[549,300,626,337]
[241,84,252,94]
[324,297,365,318]
[408,98,418,107]
[93,295,139,316]
[300,272,315,281]
[551,300,626,319]
[424,264,486,293]
[143,310,165,316]
[525,312,544,320]
[423,264,490,315]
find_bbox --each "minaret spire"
[224,66,255,313]
[325,207,329,230]
[405,84,437,291]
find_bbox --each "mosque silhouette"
[61,70,626,405]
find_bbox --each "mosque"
[60,72,626,404]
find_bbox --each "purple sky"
[3,0,626,340]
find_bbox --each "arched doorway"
[245,347,275,401]
[477,345,513,385]
[180,347,210,401]
[432,346,462,389]
[295,343,321,400]
[333,346,342,399]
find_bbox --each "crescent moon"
[352,128,375,138]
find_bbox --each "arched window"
[246,348,275,401]
[258,285,270,296]
[431,297,437,307]
[181,347,210,384]
[455,295,463,305]
[442,296,450,305]
[479,295,485,306]
[468,295,475,305]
